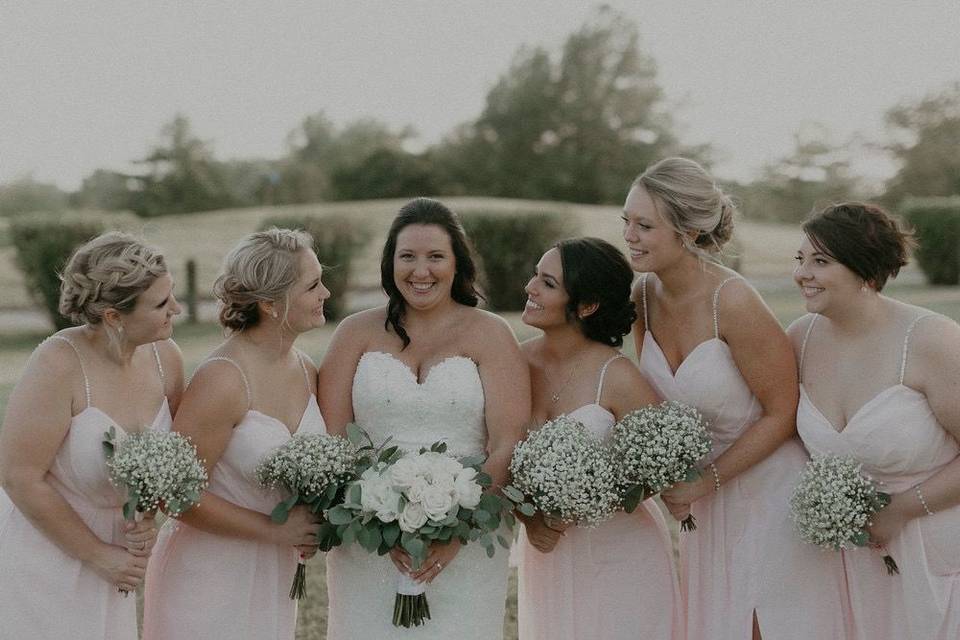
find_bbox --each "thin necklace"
[544,351,587,404]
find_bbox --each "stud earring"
[117,324,124,336]
[271,310,278,319]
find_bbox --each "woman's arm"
[661,281,799,513]
[157,338,186,416]
[0,341,147,588]
[317,312,371,434]
[473,314,531,489]
[869,316,960,542]
[171,362,318,548]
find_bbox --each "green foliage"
[258,213,371,320]
[330,148,436,201]
[9,214,105,329]
[737,125,862,223]
[884,83,960,206]
[462,211,579,311]
[0,177,68,217]
[436,7,690,204]
[72,170,131,211]
[129,114,235,217]
[902,196,960,285]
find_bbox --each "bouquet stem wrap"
[393,573,430,628]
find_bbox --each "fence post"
[185,258,198,324]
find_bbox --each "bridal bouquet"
[327,426,513,628]
[610,401,712,531]
[790,454,899,574]
[102,426,208,521]
[504,415,620,528]
[256,432,359,599]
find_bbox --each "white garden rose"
[420,483,456,521]
[390,456,426,489]
[419,451,463,477]
[406,477,430,504]
[453,467,483,509]
[398,501,429,533]
[360,469,402,523]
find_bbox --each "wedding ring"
[436,561,443,570]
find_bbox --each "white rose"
[406,478,430,503]
[421,484,456,522]
[419,451,463,477]
[398,501,428,533]
[390,456,425,489]
[453,467,483,509]
[430,470,456,491]
[360,473,401,523]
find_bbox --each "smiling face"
[393,224,456,311]
[621,185,688,272]
[119,272,181,344]
[522,248,571,330]
[793,235,866,314]
[282,249,330,333]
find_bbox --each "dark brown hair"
[555,237,637,347]
[802,202,916,292]
[380,198,482,348]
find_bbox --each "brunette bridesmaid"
[791,202,960,639]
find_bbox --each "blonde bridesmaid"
[791,202,960,639]
[143,229,329,640]
[625,158,847,639]
[0,232,182,638]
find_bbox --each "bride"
[318,197,531,639]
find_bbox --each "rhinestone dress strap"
[798,314,819,384]
[48,335,91,409]
[202,356,252,409]
[295,350,312,393]
[640,273,650,328]
[595,354,626,404]
[152,342,165,383]
[712,276,742,339]
[899,314,937,384]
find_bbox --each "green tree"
[884,82,960,206]
[739,124,861,223]
[72,170,131,211]
[129,114,233,216]
[437,6,686,203]
[330,147,436,201]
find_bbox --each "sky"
[1,1,959,191]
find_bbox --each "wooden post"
[185,258,197,324]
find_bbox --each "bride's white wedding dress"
[325,351,510,640]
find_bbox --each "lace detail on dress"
[351,351,487,457]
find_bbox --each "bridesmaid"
[0,232,182,638]
[143,228,330,640]
[790,202,960,639]
[625,157,846,639]
[516,237,681,640]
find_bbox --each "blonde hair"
[58,232,167,325]
[633,157,735,258]
[214,228,314,332]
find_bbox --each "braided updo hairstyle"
[633,157,735,258]
[58,232,167,325]
[213,228,314,332]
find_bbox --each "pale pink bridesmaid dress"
[638,275,848,640]
[797,313,960,640]
[143,354,325,640]
[517,355,683,640]
[0,336,172,639]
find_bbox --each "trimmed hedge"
[259,213,370,320]
[462,211,579,311]
[10,215,105,330]
[902,196,960,285]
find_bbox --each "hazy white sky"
[2,1,959,190]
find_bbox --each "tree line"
[2,7,958,223]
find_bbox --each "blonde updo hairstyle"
[59,232,167,326]
[214,228,314,332]
[633,157,735,259]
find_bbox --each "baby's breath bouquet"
[327,426,514,628]
[504,415,620,528]
[256,432,359,599]
[610,401,712,531]
[790,455,899,575]
[102,426,208,521]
